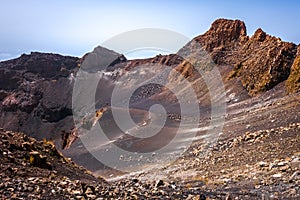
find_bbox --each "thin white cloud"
[0,53,15,61]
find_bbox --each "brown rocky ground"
[0,129,107,199]
[3,125,299,199]
[0,129,240,199]
[107,84,300,199]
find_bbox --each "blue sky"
[1,0,300,60]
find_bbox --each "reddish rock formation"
[194,19,248,64]
[194,18,297,95]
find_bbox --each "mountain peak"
[253,28,267,42]
[194,19,247,52]
[80,46,126,72]
[209,18,247,39]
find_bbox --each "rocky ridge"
[194,19,298,95]
[0,52,79,141]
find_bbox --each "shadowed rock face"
[0,52,79,142]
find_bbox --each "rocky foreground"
[0,129,233,199]
[1,122,300,199]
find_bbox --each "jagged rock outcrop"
[286,46,300,93]
[194,18,297,95]
[229,29,296,95]
[194,19,248,64]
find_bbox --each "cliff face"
[194,18,298,96]
[195,19,247,62]
[0,53,79,142]
[286,46,300,93]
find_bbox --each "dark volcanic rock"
[0,52,79,142]
[0,49,129,151]
[0,90,8,101]
[39,78,73,122]
[0,52,78,78]
[0,69,20,90]
[2,91,39,113]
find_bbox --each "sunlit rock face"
[194,18,297,96]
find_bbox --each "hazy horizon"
[1,1,300,61]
